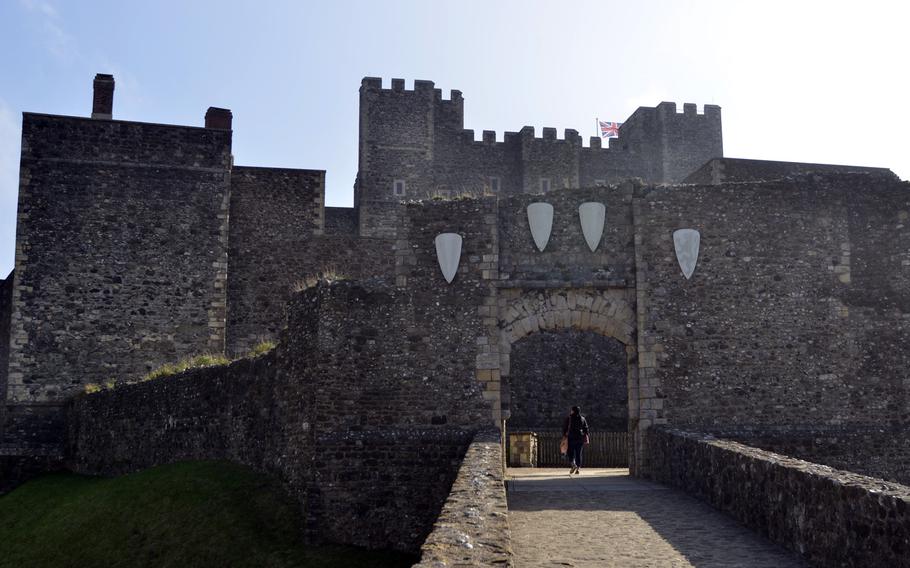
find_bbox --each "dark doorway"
[506,330,629,467]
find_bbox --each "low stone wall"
[719,427,910,487]
[66,279,491,553]
[415,430,512,567]
[648,427,910,568]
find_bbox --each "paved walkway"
[507,468,808,568]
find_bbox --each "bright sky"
[1,0,908,276]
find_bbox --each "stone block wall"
[8,113,232,407]
[726,428,910,487]
[356,78,723,236]
[508,432,537,466]
[648,428,910,568]
[225,166,398,355]
[324,206,358,235]
[633,174,910,457]
[226,166,321,354]
[508,330,628,431]
[497,185,636,284]
[68,355,282,475]
[0,271,12,437]
[684,157,897,185]
[394,197,502,423]
[415,430,512,567]
[69,278,492,551]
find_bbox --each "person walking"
[562,406,589,475]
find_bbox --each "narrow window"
[489,176,501,193]
[393,179,406,197]
[539,178,551,193]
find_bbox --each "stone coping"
[648,427,910,568]
[414,429,512,567]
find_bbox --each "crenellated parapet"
[356,78,724,221]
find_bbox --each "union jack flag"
[599,120,622,138]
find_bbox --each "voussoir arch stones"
[500,289,635,347]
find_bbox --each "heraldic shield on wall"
[526,202,554,252]
[434,233,463,283]
[673,228,700,279]
[578,202,606,252]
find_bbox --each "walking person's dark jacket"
[563,412,589,443]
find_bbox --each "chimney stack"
[205,107,233,130]
[91,73,115,119]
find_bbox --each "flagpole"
[595,117,599,140]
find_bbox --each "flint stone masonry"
[415,430,512,567]
[225,166,395,355]
[0,271,12,439]
[633,174,910,474]
[724,428,910,487]
[8,113,232,406]
[356,79,723,235]
[684,157,898,185]
[68,279,492,551]
[648,428,910,568]
[6,75,910,559]
[508,330,628,431]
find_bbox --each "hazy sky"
[1,0,908,275]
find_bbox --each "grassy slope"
[0,461,415,568]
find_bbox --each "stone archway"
[492,287,645,473]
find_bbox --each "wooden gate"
[508,430,629,468]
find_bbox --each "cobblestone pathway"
[507,468,808,568]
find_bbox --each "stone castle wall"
[7,113,232,408]
[728,429,910,487]
[0,271,13,439]
[68,278,491,552]
[508,330,628,431]
[684,157,898,185]
[633,174,910,470]
[648,428,910,568]
[355,79,723,237]
[226,166,324,355]
[226,166,396,355]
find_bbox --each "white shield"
[434,233,463,284]
[526,202,554,252]
[673,229,700,280]
[578,202,606,252]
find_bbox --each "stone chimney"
[91,74,115,119]
[205,107,233,130]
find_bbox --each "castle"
[1,74,908,564]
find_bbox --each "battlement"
[653,101,722,118]
[360,76,462,101]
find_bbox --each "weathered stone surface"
[726,427,910,487]
[415,430,512,567]
[648,427,910,568]
[8,113,233,407]
[508,330,627,431]
[634,174,910,466]
[685,157,897,185]
[0,271,12,442]
[68,279,491,552]
[5,75,910,562]
[225,166,396,355]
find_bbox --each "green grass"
[247,340,277,358]
[0,461,416,568]
[142,354,232,382]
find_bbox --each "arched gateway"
[481,287,648,473]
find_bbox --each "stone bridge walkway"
[507,468,808,568]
